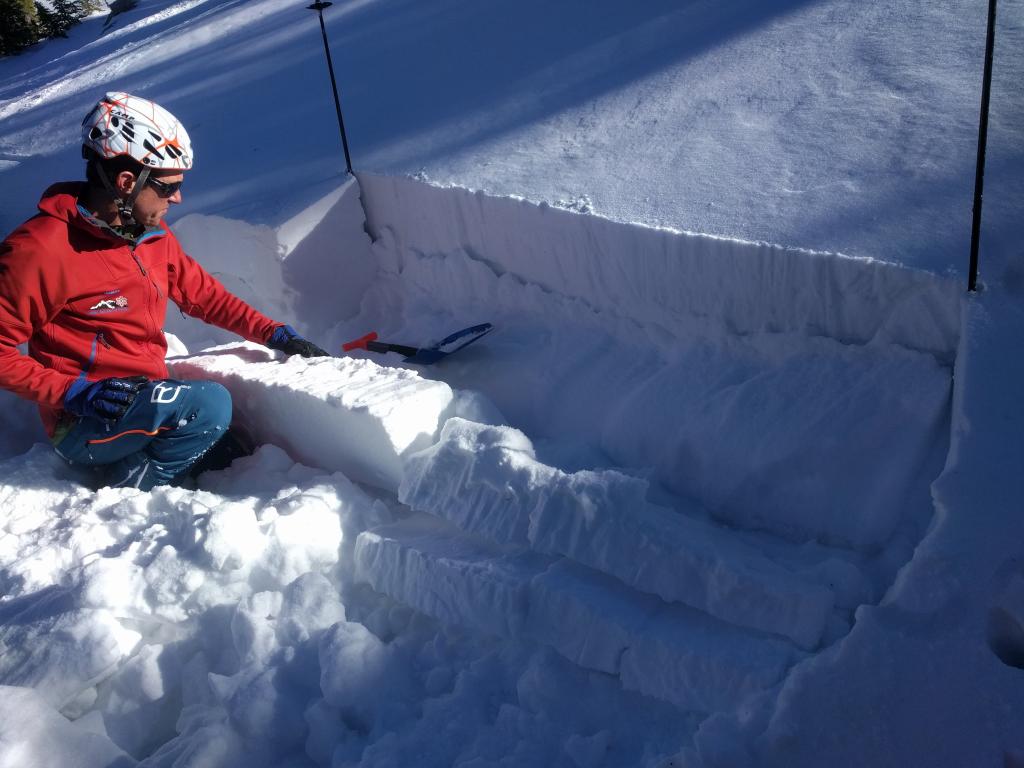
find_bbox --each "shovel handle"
[343,332,420,358]
[342,331,378,352]
[367,341,420,357]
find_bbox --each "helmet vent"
[142,138,165,160]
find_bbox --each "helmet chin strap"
[95,163,151,227]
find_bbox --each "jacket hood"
[37,181,167,244]
[37,182,88,224]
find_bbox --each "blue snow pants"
[54,379,232,492]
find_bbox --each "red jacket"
[0,183,282,436]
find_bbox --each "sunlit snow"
[1,1,1023,766]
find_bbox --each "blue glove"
[267,325,330,358]
[64,375,149,422]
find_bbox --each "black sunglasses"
[146,177,184,197]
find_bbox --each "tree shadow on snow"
[0,0,823,234]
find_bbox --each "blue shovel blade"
[403,323,493,364]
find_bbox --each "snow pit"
[357,174,955,555]
[2,0,1022,759]
[168,342,454,491]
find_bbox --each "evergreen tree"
[51,0,85,36]
[3,0,105,56]
[34,1,62,39]
[0,0,41,56]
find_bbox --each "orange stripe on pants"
[87,426,172,445]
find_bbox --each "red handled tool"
[343,323,493,365]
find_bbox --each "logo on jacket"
[88,294,129,313]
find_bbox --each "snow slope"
[0,0,1021,274]
[1,0,1023,766]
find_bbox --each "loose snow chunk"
[276,572,346,647]
[0,685,134,768]
[318,619,393,713]
[401,418,834,648]
[354,514,547,638]
[399,420,545,546]
[200,501,266,572]
[254,487,345,590]
[97,643,182,759]
[0,604,140,710]
[168,344,454,491]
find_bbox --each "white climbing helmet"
[81,91,193,170]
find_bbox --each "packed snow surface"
[1,0,1023,766]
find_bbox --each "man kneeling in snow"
[0,92,329,491]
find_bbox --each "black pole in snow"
[968,0,998,292]
[307,1,354,175]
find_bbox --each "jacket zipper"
[131,247,163,343]
[85,330,109,374]
[131,250,164,298]
[74,331,106,406]
[90,331,114,435]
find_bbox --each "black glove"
[267,325,330,358]
[64,375,149,422]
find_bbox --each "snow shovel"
[342,323,493,365]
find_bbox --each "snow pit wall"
[354,173,957,551]
[357,173,961,362]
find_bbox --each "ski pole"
[306,1,354,175]
[967,0,998,292]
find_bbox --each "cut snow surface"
[355,518,799,713]
[168,343,453,492]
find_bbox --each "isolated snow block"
[530,471,834,650]
[168,343,453,492]
[399,419,545,546]
[403,418,834,648]
[618,602,798,714]
[98,642,182,758]
[353,514,550,638]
